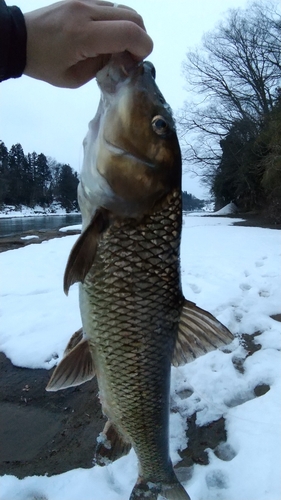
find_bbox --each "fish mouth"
[105,140,155,169]
[96,54,140,94]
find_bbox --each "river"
[0,214,82,238]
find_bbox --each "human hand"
[23,0,153,88]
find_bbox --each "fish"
[46,54,234,500]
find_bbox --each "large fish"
[47,54,234,499]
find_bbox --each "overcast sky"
[1,0,252,198]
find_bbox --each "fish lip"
[96,54,140,94]
[105,139,155,169]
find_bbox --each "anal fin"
[173,299,234,366]
[95,420,132,466]
[46,336,95,391]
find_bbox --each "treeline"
[213,96,281,219]
[0,140,79,211]
[179,1,281,221]
[182,191,204,211]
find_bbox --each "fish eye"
[151,115,169,136]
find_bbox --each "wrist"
[0,0,27,82]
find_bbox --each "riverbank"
[228,212,281,230]
[0,227,81,253]
[1,212,280,254]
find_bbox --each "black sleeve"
[0,0,27,82]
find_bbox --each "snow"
[20,235,40,240]
[0,204,79,218]
[212,202,237,215]
[59,224,82,232]
[0,214,280,500]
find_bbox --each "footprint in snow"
[255,255,268,267]
[224,383,270,408]
[214,442,237,462]
[239,282,252,291]
[188,283,201,294]
[205,469,229,490]
[255,260,264,267]
[24,493,48,500]
[259,289,270,297]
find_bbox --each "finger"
[65,54,111,88]
[85,1,138,13]
[84,2,147,31]
[95,1,136,10]
[81,20,153,60]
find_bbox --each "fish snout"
[134,60,156,79]
[142,61,156,79]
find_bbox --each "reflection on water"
[0,214,82,238]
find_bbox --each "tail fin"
[162,482,191,500]
[129,477,190,499]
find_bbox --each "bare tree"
[178,1,281,180]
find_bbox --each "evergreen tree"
[0,140,80,210]
[258,94,281,221]
[0,141,9,205]
[33,153,52,205]
[57,163,79,211]
[48,157,62,202]
[27,152,37,206]
[182,191,205,211]
[211,119,257,209]
[7,143,29,205]
[20,151,34,206]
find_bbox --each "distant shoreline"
[0,212,279,254]
[0,207,80,219]
[0,212,79,220]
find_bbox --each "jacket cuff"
[0,0,27,81]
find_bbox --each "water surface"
[0,214,82,238]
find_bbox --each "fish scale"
[80,189,182,481]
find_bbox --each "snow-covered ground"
[0,203,79,218]
[211,201,237,216]
[0,214,280,500]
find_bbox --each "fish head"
[79,54,182,222]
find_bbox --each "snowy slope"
[0,215,280,500]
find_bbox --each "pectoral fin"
[172,299,234,367]
[46,337,95,391]
[64,208,109,295]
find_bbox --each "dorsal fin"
[46,337,95,391]
[172,299,234,367]
[64,208,109,295]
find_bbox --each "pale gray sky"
[1,0,251,198]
